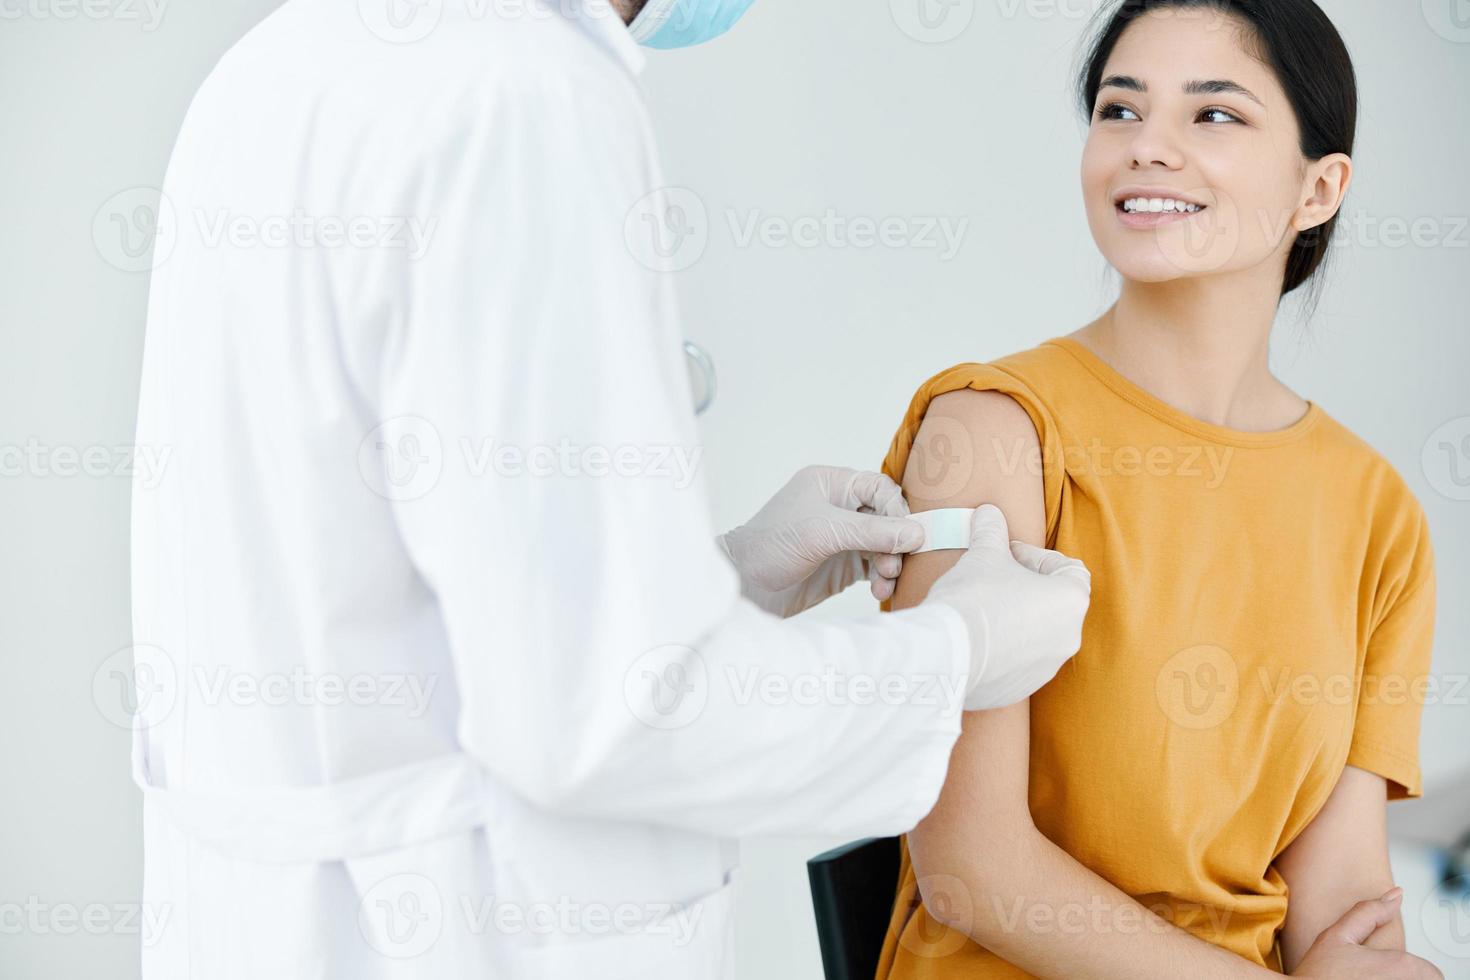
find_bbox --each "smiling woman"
[1076,0,1357,317]
[869,1,1441,978]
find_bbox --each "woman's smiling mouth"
[1113,189,1210,229]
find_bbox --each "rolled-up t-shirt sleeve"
[1347,508,1438,801]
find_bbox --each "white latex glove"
[717,465,926,619]
[925,504,1092,711]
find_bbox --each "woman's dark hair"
[1075,0,1357,308]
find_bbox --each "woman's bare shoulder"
[902,388,1046,545]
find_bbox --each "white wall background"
[1,0,1466,977]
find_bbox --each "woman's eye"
[1095,102,1139,122]
[1200,107,1243,124]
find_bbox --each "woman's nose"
[1127,117,1187,170]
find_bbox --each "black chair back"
[806,837,901,980]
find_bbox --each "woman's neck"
[1071,275,1311,433]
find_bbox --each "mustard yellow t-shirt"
[875,337,1438,978]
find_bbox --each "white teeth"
[1121,197,1203,214]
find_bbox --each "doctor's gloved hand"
[717,465,926,619]
[923,505,1092,712]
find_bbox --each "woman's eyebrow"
[1098,74,1265,108]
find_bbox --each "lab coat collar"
[569,0,648,78]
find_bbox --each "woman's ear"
[1294,153,1353,233]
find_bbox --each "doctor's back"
[131,2,755,976]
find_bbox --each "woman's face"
[1080,8,1324,284]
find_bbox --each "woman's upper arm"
[1274,765,1402,971]
[890,389,1047,605]
[890,388,1048,864]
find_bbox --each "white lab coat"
[129,1,970,976]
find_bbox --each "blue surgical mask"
[627,0,757,49]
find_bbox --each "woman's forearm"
[1273,765,1406,973]
[911,823,1278,979]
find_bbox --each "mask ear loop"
[683,340,717,415]
[627,0,679,42]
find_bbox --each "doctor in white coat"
[128,0,1092,977]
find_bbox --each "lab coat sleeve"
[368,62,968,839]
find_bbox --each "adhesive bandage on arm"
[908,508,975,554]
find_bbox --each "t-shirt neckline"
[1045,336,1323,449]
